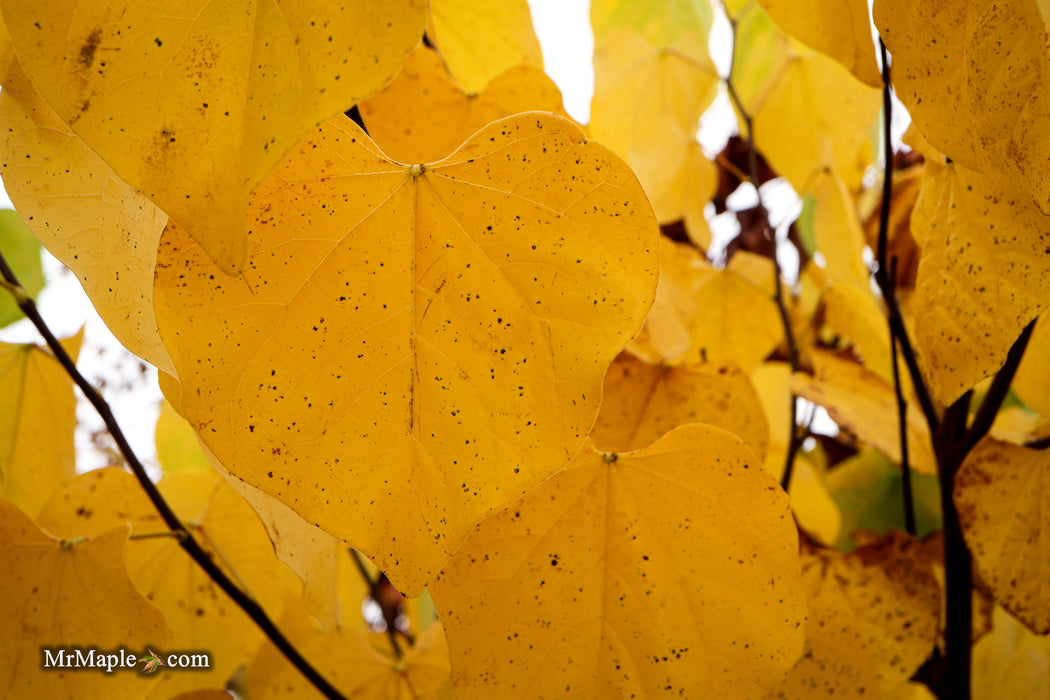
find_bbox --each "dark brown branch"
[889,259,916,536]
[962,319,1036,456]
[0,253,347,700]
[724,14,801,492]
[349,548,405,658]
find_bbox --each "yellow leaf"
[789,453,842,547]
[155,400,212,476]
[591,0,714,48]
[0,497,171,699]
[359,46,567,165]
[590,27,719,246]
[0,62,172,373]
[592,351,768,459]
[875,0,1050,213]
[731,3,880,193]
[245,592,450,700]
[427,0,543,93]
[37,468,287,697]
[430,425,807,699]
[153,113,658,595]
[972,606,1050,700]
[751,361,793,478]
[955,438,1050,633]
[822,283,894,384]
[757,0,882,87]
[0,332,81,516]
[1010,309,1050,419]
[762,597,881,699]
[811,169,873,290]
[799,532,941,691]
[884,682,939,700]
[630,237,783,369]
[911,160,1050,406]
[792,349,936,474]
[0,0,428,274]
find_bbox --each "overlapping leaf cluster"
[0,0,1048,698]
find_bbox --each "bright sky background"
[0,0,890,470]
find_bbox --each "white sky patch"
[528,0,594,124]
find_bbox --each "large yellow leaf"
[875,0,1050,213]
[0,497,171,699]
[792,349,936,474]
[955,438,1050,633]
[592,351,768,459]
[0,332,81,516]
[799,532,941,691]
[359,46,566,164]
[153,113,658,595]
[973,606,1050,700]
[245,593,450,699]
[757,0,881,87]
[427,0,543,93]
[731,4,880,193]
[0,0,428,275]
[37,468,286,697]
[630,237,783,369]
[0,62,172,373]
[911,160,1050,405]
[430,425,806,699]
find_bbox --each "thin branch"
[889,260,916,536]
[724,10,801,492]
[349,548,405,658]
[962,319,1036,456]
[0,252,347,700]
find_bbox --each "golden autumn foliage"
[0,1,1048,699]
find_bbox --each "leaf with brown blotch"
[431,425,806,699]
[955,438,1050,634]
[153,112,659,595]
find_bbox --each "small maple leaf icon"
[138,649,166,674]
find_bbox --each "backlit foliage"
[0,0,1048,698]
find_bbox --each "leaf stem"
[724,7,801,492]
[0,250,347,700]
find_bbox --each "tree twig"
[349,548,406,658]
[889,259,916,536]
[724,7,801,492]
[962,319,1036,456]
[0,251,347,700]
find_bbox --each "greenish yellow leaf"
[155,400,212,476]
[591,0,714,48]
[0,332,81,516]
[792,349,936,474]
[757,0,881,87]
[590,28,718,246]
[427,0,543,93]
[911,160,1050,406]
[245,592,450,700]
[431,425,806,699]
[154,113,658,595]
[359,46,566,165]
[955,438,1050,633]
[0,0,428,274]
[630,237,783,369]
[0,497,171,699]
[37,468,286,697]
[973,606,1050,700]
[826,449,941,551]
[0,209,43,329]
[593,351,768,459]
[0,61,172,373]
[875,0,1050,213]
[799,532,941,691]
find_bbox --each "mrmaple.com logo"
[42,647,210,674]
